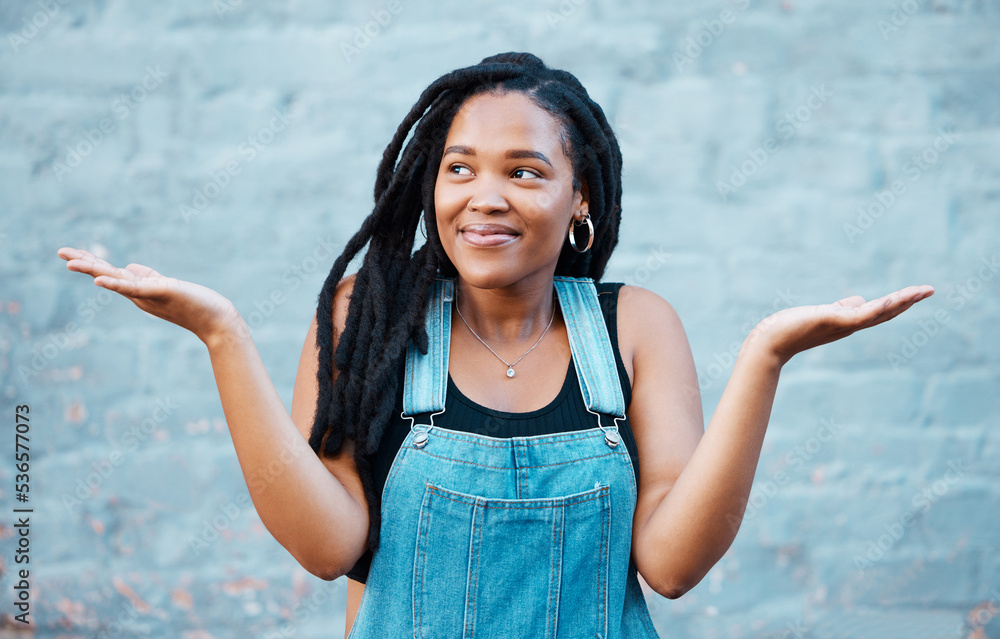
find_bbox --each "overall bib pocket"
[413,481,612,639]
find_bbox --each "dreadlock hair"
[309,51,625,559]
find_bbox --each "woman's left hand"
[749,284,935,367]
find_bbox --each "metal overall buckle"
[585,407,625,448]
[401,408,446,448]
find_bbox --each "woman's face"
[434,90,588,290]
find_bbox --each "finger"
[858,290,930,329]
[59,247,113,269]
[856,286,929,317]
[69,260,138,282]
[58,247,105,267]
[839,292,902,329]
[878,291,931,322]
[882,285,935,304]
[61,249,161,279]
[887,285,935,308]
[842,296,889,325]
[58,247,105,264]
[858,304,896,329]
[65,253,139,282]
[93,274,162,299]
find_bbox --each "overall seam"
[426,484,609,509]
[414,448,620,471]
[413,486,434,639]
[599,489,610,639]
[547,500,564,639]
[463,499,482,639]
[424,427,607,447]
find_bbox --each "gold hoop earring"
[568,213,594,253]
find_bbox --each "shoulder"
[331,272,358,334]
[608,284,687,370]
[299,272,357,353]
[291,271,358,441]
[615,283,681,321]
[593,281,680,322]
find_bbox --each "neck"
[454,274,558,344]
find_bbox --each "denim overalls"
[347,276,662,639]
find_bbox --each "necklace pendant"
[506,367,516,378]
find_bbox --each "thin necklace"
[454,291,556,379]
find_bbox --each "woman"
[58,52,933,637]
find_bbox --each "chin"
[452,265,518,290]
[446,254,523,289]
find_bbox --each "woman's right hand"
[57,247,244,345]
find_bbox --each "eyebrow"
[442,145,553,168]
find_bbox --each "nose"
[467,177,509,214]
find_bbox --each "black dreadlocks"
[309,51,625,557]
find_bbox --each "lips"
[459,223,520,247]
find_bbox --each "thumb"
[834,295,867,308]
[124,263,162,278]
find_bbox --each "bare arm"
[627,300,780,599]
[623,284,934,598]
[57,247,369,580]
[206,275,369,580]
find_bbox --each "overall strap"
[402,278,454,417]
[554,276,627,421]
[401,276,627,440]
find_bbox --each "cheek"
[433,173,444,213]
[432,181,459,256]
[432,189,450,235]
[545,217,571,251]
[433,176,461,221]
[533,190,555,209]
[531,193,574,237]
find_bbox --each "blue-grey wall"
[1,0,998,637]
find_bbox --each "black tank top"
[346,281,638,583]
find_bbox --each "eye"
[512,168,541,179]
[448,164,473,176]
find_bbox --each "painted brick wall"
[1,0,998,637]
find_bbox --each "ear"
[574,181,590,221]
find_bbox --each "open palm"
[57,247,241,343]
[755,285,935,366]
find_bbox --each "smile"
[459,224,520,247]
